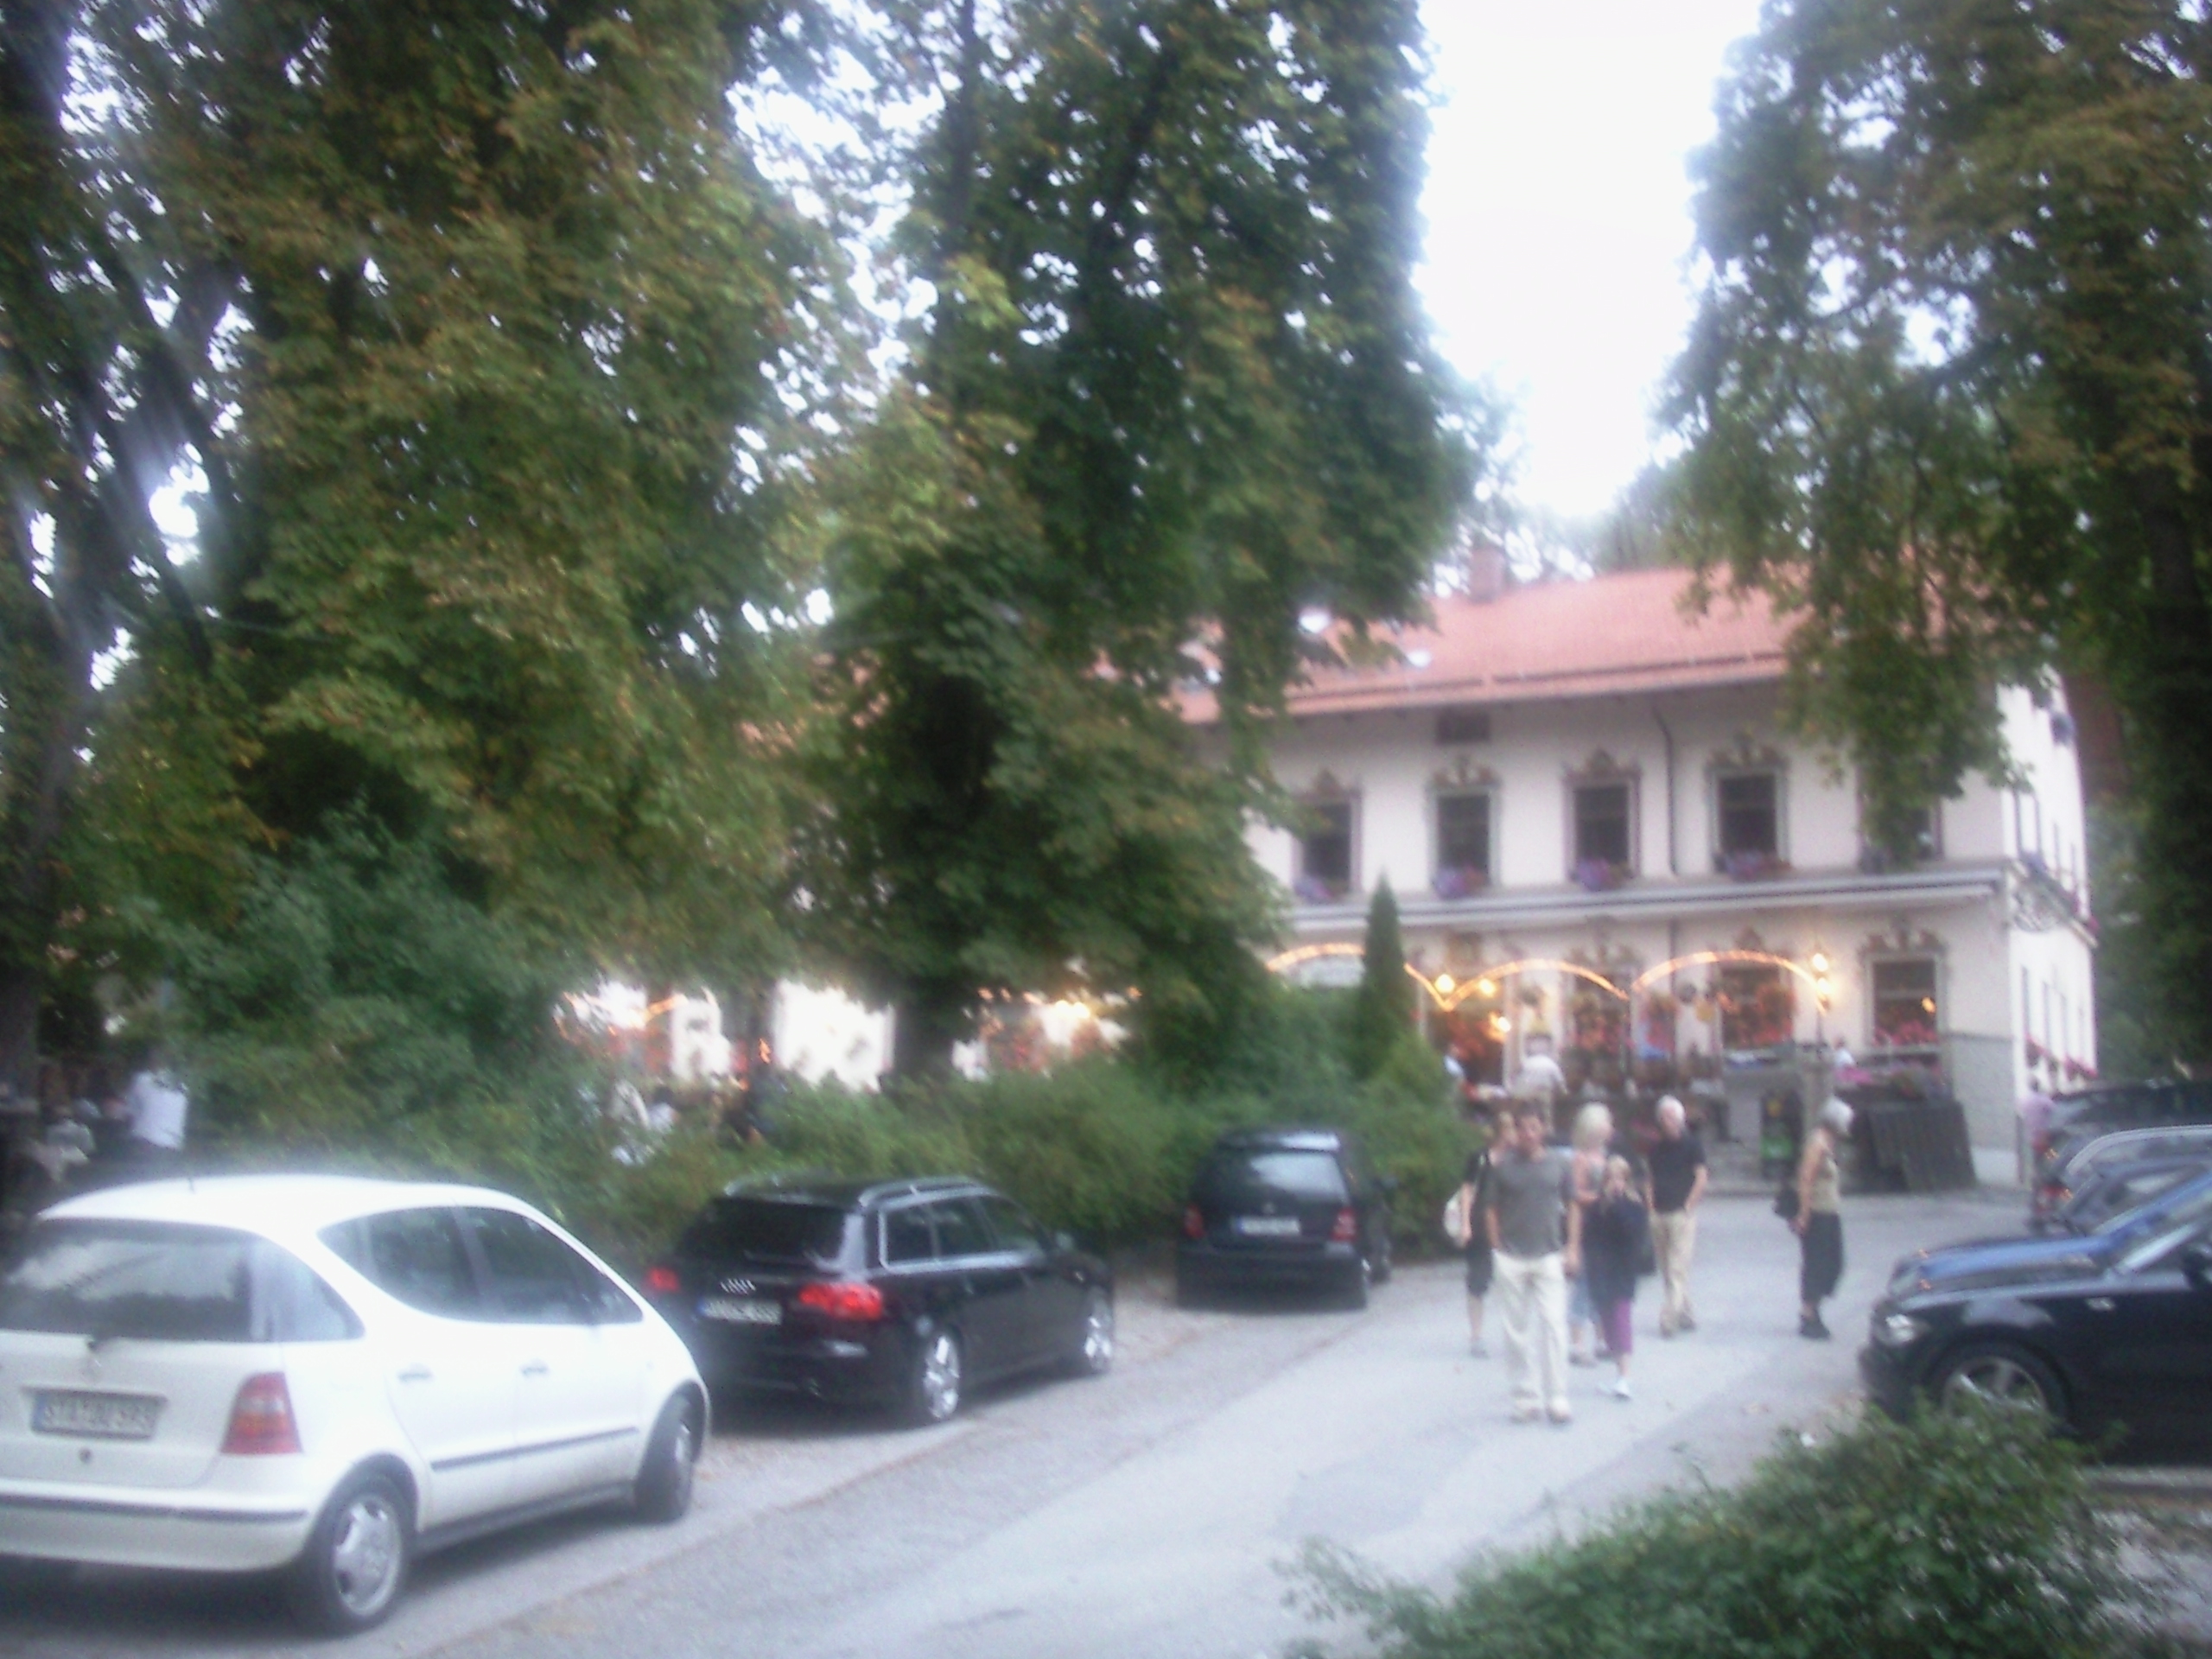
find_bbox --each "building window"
[1433,791,1491,897]
[1573,782,1633,873]
[1716,962,1793,1049]
[1435,707,1492,745]
[1295,799,1355,903]
[1715,771,1781,874]
[1871,957,1940,1049]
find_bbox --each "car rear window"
[0,1220,360,1343]
[1198,1150,1348,1206]
[681,1198,849,1263]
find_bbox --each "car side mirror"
[1053,1230,1077,1255]
[1375,1175,1400,1196]
[2183,1242,2212,1291]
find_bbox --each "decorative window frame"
[1429,757,1498,898]
[1707,734,1789,875]
[1858,924,1948,1055]
[1564,749,1640,886]
[1294,771,1360,904]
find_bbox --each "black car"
[1175,1128,1393,1309]
[645,1175,1113,1427]
[2034,1122,2212,1225]
[2033,1079,2212,1217]
[1860,1167,2212,1451]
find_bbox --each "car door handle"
[521,1360,550,1376]
[2087,1297,2117,1313]
[397,1365,433,1383]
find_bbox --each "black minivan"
[1174,1128,1393,1308]
[645,1175,1113,1426]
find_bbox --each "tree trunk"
[891,982,969,1082]
[2118,492,2212,1063]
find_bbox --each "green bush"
[1290,1405,2143,1659]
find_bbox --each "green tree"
[1668,0,2212,1057]
[1,0,837,1086]
[1347,879,1413,1080]
[804,0,1475,1075]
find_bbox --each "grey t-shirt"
[1489,1147,1573,1258]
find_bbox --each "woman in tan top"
[1793,1097,1852,1338]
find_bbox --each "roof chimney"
[1465,539,1509,604]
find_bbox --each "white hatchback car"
[0,1174,707,1633]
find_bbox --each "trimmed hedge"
[1288,1405,2152,1659]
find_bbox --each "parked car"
[2032,1122,2212,1225]
[645,1176,1113,1427]
[1860,1167,2212,1451]
[2032,1080,2212,1218]
[0,1175,705,1634]
[1174,1127,1393,1309]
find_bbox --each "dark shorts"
[1800,1211,1844,1304]
[1465,1243,1494,1296]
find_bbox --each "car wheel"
[1935,1343,2067,1425]
[286,1467,410,1636]
[1067,1288,1115,1376]
[904,1328,963,1427]
[634,1391,702,1523]
[1340,1253,1372,1310]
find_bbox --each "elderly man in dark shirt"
[1646,1096,1709,1337]
[1485,1104,1581,1423]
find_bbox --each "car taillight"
[222,1372,302,1456]
[1331,1208,1358,1243]
[796,1281,885,1321]
[645,1265,682,1296]
[1183,1205,1205,1240]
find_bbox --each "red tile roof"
[1184,568,1789,723]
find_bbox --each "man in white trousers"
[1485,1104,1580,1423]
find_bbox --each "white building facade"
[1198,570,2098,1172]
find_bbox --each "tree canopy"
[800,0,1474,1074]
[1669,0,2212,1058]
[1,0,839,1087]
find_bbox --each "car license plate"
[32,1390,162,1440]
[699,1296,782,1325]
[1233,1216,1302,1237]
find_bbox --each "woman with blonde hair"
[1566,1102,1613,1364]
[1583,1155,1649,1399]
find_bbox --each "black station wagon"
[645,1176,1113,1426]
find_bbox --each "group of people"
[1447,1090,1852,1423]
[1,1055,190,1218]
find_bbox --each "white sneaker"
[1611,1376,1632,1401]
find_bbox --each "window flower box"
[1723,849,1790,881]
[1432,864,1489,899]
[1573,857,1626,893]
[1293,874,1348,905]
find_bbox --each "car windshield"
[2105,1178,2212,1249]
[0,1219,257,1342]
[681,1198,849,1264]
[2061,1165,2209,1233]
[1199,1150,1348,1206]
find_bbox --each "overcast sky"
[1416,0,1766,523]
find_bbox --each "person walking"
[1452,1109,1508,1356]
[122,1052,190,1166]
[1794,1096,1852,1338]
[1646,1095,1708,1337]
[1565,1103,1612,1364]
[1582,1155,1649,1401]
[1486,1103,1580,1424]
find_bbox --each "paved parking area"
[0,1185,2113,1659]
